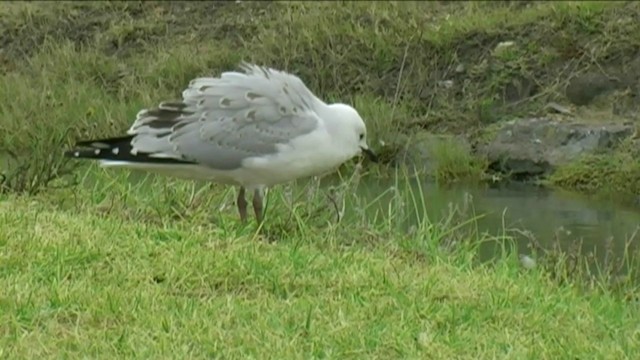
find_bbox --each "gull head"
[326,103,378,163]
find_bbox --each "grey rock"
[545,102,573,115]
[438,80,454,89]
[494,41,516,56]
[477,117,634,177]
[565,73,622,106]
[519,254,537,270]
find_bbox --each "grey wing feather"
[126,62,324,170]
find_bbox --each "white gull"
[65,62,378,224]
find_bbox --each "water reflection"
[350,178,640,265]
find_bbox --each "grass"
[548,139,640,203]
[1,2,640,357]
[1,167,640,358]
[425,135,488,185]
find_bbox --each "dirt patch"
[0,1,269,66]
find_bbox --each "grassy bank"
[1,169,639,358]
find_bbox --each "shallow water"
[347,177,640,268]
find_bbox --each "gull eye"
[359,133,364,140]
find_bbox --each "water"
[347,177,640,269]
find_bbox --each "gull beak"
[360,146,379,163]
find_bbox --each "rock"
[565,73,621,106]
[544,102,573,115]
[437,80,454,89]
[493,41,516,56]
[519,254,537,270]
[477,117,634,178]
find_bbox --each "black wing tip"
[64,135,195,165]
[64,135,130,160]
[71,135,135,149]
[63,148,103,160]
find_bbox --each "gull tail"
[64,135,195,165]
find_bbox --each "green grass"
[1,169,639,359]
[426,135,488,185]
[1,2,640,357]
[548,138,640,203]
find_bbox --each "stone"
[477,117,634,178]
[544,102,573,115]
[494,41,516,56]
[565,73,621,106]
[519,254,537,270]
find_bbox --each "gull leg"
[237,187,248,223]
[252,188,264,225]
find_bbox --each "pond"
[344,176,640,273]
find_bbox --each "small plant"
[549,145,640,204]
[426,136,488,185]
[0,147,78,196]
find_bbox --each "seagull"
[64,62,378,224]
